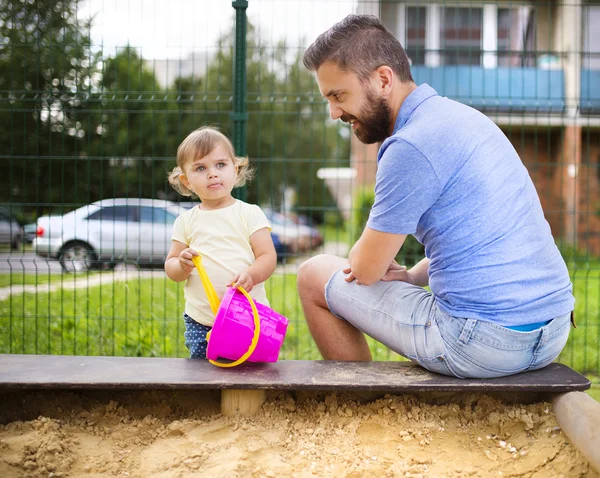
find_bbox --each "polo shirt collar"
[393,83,438,134]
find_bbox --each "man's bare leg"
[297,254,372,361]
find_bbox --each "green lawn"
[318,223,353,246]
[0,272,403,361]
[588,379,600,402]
[560,266,600,376]
[1,275,185,357]
[0,272,97,288]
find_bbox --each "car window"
[139,206,176,225]
[86,206,136,222]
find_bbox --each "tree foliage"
[0,1,349,222]
[0,0,98,214]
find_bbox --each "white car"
[262,208,323,253]
[34,198,185,272]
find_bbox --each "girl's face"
[180,143,238,209]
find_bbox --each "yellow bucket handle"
[192,255,220,316]
[192,254,261,368]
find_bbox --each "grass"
[0,272,98,288]
[559,267,600,376]
[0,271,404,361]
[587,378,600,402]
[1,275,185,357]
[318,223,353,247]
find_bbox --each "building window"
[583,6,600,70]
[441,7,483,65]
[394,3,535,68]
[497,7,536,67]
[405,7,427,66]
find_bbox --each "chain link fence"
[1,0,599,378]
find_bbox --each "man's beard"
[342,89,393,144]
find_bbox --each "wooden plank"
[221,389,266,416]
[0,354,590,392]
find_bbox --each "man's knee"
[298,254,346,299]
[297,254,326,294]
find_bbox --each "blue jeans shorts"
[324,268,572,378]
[183,313,212,359]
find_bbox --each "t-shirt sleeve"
[246,204,271,236]
[367,138,442,235]
[171,214,188,245]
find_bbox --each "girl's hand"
[231,271,254,292]
[178,248,198,273]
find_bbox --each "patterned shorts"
[183,313,212,359]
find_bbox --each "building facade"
[354,1,600,254]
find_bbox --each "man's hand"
[231,271,254,292]
[381,262,416,284]
[345,261,416,285]
[178,248,198,273]
[343,265,359,284]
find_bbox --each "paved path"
[0,242,349,301]
[0,269,163,301]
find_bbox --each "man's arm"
[381,257,430,287]
[347,226,407,285]
[407,257,430,286]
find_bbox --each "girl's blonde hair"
[167,126,254,197]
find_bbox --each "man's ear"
[179,173,192,191]
[375,65,394,96]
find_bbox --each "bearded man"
[297,14,575,378]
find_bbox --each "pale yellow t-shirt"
[171,200,271,326]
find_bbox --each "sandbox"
[1,389,597,477]
[0,355,597,477]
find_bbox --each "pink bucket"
[206,287,289,363]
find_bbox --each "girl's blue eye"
[217,162,226,168]
[197,166,205,171]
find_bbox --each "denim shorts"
[183,313,212,359]
[324,268,572,378]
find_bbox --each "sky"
[78,0,358,59]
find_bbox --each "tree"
[0,0,99,214]
[1,7,349,224]
[167,25,350,221]
[89,47,170,200]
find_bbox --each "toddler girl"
[165,126,277,359]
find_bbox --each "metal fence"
[1,0,599,377]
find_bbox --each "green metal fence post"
[231,0,248,201]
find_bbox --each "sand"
[0,389,595,477]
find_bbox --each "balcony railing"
[581,69,600,114]
[411,65,565,113]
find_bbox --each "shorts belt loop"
[533,326,549,356]
[458,319,477,345]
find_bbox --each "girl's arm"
[231,227,277,291]
[165,240,197,282]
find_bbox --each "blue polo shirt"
[367,84,574,325]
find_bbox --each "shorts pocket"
[417,354,462,378]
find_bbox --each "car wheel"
[11,235,22,251]
[59,242,97,273]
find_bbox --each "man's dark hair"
[303,14,413,83]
